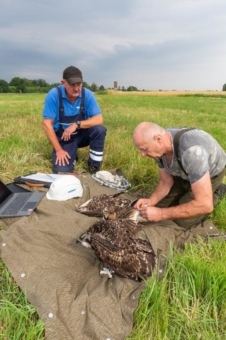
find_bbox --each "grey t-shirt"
[157,128,226,184]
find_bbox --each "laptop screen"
[0,180,12,205]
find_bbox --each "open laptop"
[0,180,45,218]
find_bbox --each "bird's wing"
[77,209,103,217]
[76,194,113,216]
[117,219,143,234]
[82,219,156,281]
[91,233,142,280]
[134,238,155,253]
[93,235,155,281]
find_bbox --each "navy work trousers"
[52,125,107,173]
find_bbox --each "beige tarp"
[0,173,221,340]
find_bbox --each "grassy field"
[0,91,226,339]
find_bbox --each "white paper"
[21,173,63,183]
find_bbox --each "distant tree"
[50,82,61,88]
[8,86,17,93]
[0,79,10,93]
[90,82,98,92]
[9,77,26,93]
[83,81,90,89]
[22,78,33,87]
[32,79,50,87]
[3,77,108,93]
[127,86,138,91]
[9,77,21,87]
[223,84,226,91]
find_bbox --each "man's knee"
[52,148,75,174]
[53,162,74,174]
[175,214,206,229]
[89,125,107,139]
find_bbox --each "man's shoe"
[214,183,226,199]
[88,165,100,174]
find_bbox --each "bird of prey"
[77,219,156,281]
[76,192,133,218]
[76,192,147,222]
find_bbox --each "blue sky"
[1,0,226,90]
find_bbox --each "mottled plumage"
[77,219,156,281]
[76,193,147,222]
[103,205,147,222]
[76,192,133,218]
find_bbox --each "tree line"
[0,77,139,93]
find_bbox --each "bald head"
[133,122,166,147]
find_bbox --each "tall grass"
[129,240,226,340]
[0,91,226,339]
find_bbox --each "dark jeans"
[52,125,107,173]
[156,169,225,228]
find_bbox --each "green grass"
[0,91,225,339]
[0,260,45,339]
[129,241,226,340]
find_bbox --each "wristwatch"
[76,121,81,130]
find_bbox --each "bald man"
[133,122,226,228]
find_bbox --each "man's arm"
[42,118,62,151]
[77,114,103,128]
[139,171,213,222]
[135,168,174,209]
[61,114,103,141]
[42,118,71,166]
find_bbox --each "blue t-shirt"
[42,85,101,131]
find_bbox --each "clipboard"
[14,173,63,188]
[6,182,31,193]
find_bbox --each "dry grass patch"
[107,90,226,96]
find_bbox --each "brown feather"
[76,193,133,218]
[77,219,156,281]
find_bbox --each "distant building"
[114,81,117,89]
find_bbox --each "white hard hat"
[46,175,83,201]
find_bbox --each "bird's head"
[76,232,92,248]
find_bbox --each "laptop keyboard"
[1,193,32,215]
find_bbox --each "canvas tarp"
[0,173,222,340]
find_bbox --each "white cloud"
[0,0,226,90]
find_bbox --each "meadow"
[0,91,226,339]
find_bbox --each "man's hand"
[55,149,71,166]
[134,198,152,209]
[61,123,77,141]
[138,172,214,222]
[138,205,163,222]
[135,199,163,222]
